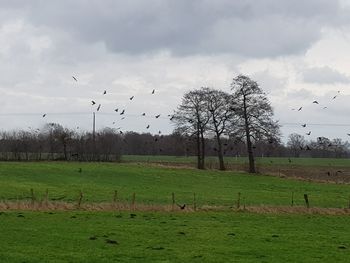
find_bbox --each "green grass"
[0,211,349,262]
[122,155,350,167]
[0,162,350,208]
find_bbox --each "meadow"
[1,160,350,262]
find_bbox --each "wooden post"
[30,188,35,207]
[77,190,83,209]
[236,192,241,209]
[44,188,49,207]
[304,194,309,208]
[172,192,175,211]
[291,192,294,207]
[131,193,136,210]
[193,193,197,211]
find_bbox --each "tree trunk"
[216,134,225,170]
[243,96,255,173]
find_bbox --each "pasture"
[0,160,350,262]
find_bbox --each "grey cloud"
[0,0,346,58]
[302,66,350,84]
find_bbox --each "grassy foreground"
[0,211,349,262]
[0,162,350,208]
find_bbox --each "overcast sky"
[1,0,350,142]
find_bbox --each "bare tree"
[203,87,235,170]
[172,88,210,169]
[230,75,280,173]
[287,133,306,157]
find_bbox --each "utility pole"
[93,112,96,160]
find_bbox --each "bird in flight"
[97,104,101,111]
[114,108,118,112]
[312,101,319,104]
[120,109,125,115]
[130,96,134,100]
[91,100,96,105]
[332,95,337,100]
[298,107,302,111]
[347,133,350,136]
[121,117,125,120]
[142,113,146,116]
[42,114,46,118]
[301,124,306,127]
[323,106,328,109]
[72,76,77,82]
[152,89,155,94]
[155,114,161,118]
[103,90,107,95]
[146,125,150,129]
[306,131,311,135]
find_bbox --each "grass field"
[0,162,350,208]
[122,155,350,167]
[1,161,350,262]
[0,211,349,262]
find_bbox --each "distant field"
[0,162,350,208]
[0,211,349,262]
[122,155,350,167]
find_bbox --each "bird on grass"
[177,203,186,210]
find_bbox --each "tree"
[230,75,280,173]
[287,133,306,157]
[203,87,235,170]
[172,88,210,169]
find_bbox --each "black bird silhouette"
[114,108,118,112]
[91,100,96,105]
[142,113,146,116]
[301,124,306,127]
[72,76,77,82]
[103,90,106,95]
[155,114,160,118]
[177,203,186,210]
[158,130,161,134]
[323,106,328,109]
[119,131,123,135]
[326,171,331,176]
[121,117,125,120]
[347,133,350,136]
[152,89,155,94]
[298,107,302,111]
[42,114,46,118]
[312,101,319,104]
[332,95,337,100]
[306,131,311,135]
[130,96,134,100]
[97,104,101,111]
[170,116,174,121]
[120,109,125,115]
[146,125,150,129]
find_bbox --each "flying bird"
[306,131,311,135]
[114,108,118,112]
[120,109,125,115]
[298,107,302,111]
[72,76,77,82]
[142,113,146,116]
[42,114,46,118]
[97,104,101,111]
[332,95,337,100]
[146,125,150,129]
[312,101,319,104]
[91,100,96,105]
[103,90,107,95]
[130,96,134,100]
[347,133,350,136]
[323,106,328,109]
[155,114,160,118]
[301,124,306,127]
[121,117,125,120]
[152,89,155,94]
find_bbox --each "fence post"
[172,192,175,211]
[236,192,241,209]
[44,188,49,207]
[291,192,294,207]
[303,194,309,208]
[193,193,197,211]
[30,188,35,208]
[77,190,83,209]
[131,193,136,211]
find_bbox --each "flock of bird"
[291,90,349,151]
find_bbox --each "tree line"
[0,75,349,171]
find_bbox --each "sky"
[1,0,350,143]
